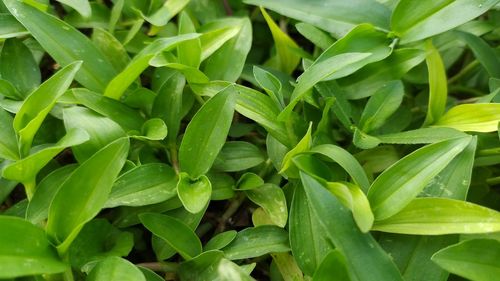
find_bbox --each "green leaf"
[3,0,116,92]
[104,33,200,100]
[151,68,186,144]
[253,66,284,109]
[178,250,255,281]
[0,13,28,38]
[57,0,91,18]
[326,182,374,233]
[203,17,252,83]
[191,82,289,146]
[280,24,393,120]
[280,122,312,174]
[139,212,202,260]
[391,0,500,44]
[86,256,145,281]
[63,106,126,162]
[68,219,134,269]
[139,0,190,27]
[309,144,371,192]
[91,28,130,72]
[178,11,201,68]
[204,231,237,251]
[46,138,129,253]
[26,164,78,224]
[0,38,40,96]
[295,22,335,50]
[432,239,500,281]
[295,172,403,280]
[434,103,500,132]
[179,85,236,178]
[245,184,288,227]
[199,21,240,61]
[339,48,426,99]
[260,7,300,74]
[134,118,168,141]
[177,172,212,214]
[312,250,350,281]
[243,0,391,38]
[373,198,500,234]
[72,88,144,132]
[0,108,18,160]
[213,141,265,172]
[13,61,82,156]
[2,128,88,183]
[375,127,468,144]
[0,216,67,278]
[424,40,448,126]
[359,80,404,132]
[221,226,290,260]
[105,163,177,208]
[455,31,500,78]
[368,137,471,220]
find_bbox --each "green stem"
[448,85,485,97]
[136,262,179,272]
[448,60,479,84]
[24,179,36,201]
[285,118,298,147]
[216,192,246,233]
[168,145,180,175]
[486,176,500,185]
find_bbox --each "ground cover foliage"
[0,0,500,280]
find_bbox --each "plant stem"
[448,60,479,84]
[24,179,36,201]
[486,176,500,185]
[168,145,180,174]
[216,192,246,233]
[137,262,179,272]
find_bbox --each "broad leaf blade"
[139,213,202,260]
[368,137,471,220]
[373,198,500,235]
[391,0,500,44]
[13,61,82,156]
[244,0,390,38]
[0,216,67,278]
[3,0,116,92]
[432,239,500,281]
[46,138,129,253]
[179,85,236,178]
[434,103,500,132]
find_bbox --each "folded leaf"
[423,40,447,126]
[260,7,300,74]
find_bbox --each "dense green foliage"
[1,0,500,280]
